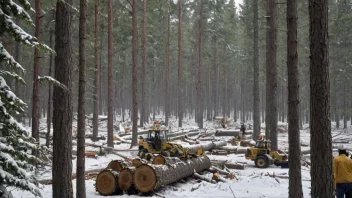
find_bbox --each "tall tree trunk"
[46,27,54,148]
[213,36,218,118]
[32,0,43,152]
[93,0,100,142]
[131,0,138,147]
[140,0,147,127]
[287,0,303,197]
[107,0,114,147]
[266,0,278,150]
[343,84,347,128]
[76,0,87,196]
[53,0,73,197]
[178,0,183,127]
[309,0,333,197]
[252,0,260,140]
[197,0,204,129]
[165,4,171,126]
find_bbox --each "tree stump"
[133,155,211,193]
[96,169,121,195]
[107,160,125,171]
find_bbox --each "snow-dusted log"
[183,141,227,153]
[119,130,149,137]
[118,167,135,191]
[224,162,246,170]
[96,169,122,195]
[215,130,242,136]
[133,155,211,193]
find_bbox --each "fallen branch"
[194,172,216,183]
[38,168,105,184]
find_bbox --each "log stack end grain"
[118,168,135,191]
[132,158,143,168]
[107,160,125,171]
[133,164,158,193]
[153,155,166,165]
[96,169,121,196]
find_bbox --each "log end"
[118,168,133,191]
[96,170,120,196]
[133,164,157,193]
[107,160,124,171]
[132,158,143,168]
[152,155,166,165]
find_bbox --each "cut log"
[183,141,227,153]
[96,169,122,196]
[119,130,149,137]
[224,162,246,170]
[152,155,182,165]
[132,158,149,168]
[215,130,241,136]
[118,168,135,191]
[183,138,197,145]
[194,172,216,183]
[107,160,126,171]
[133,155,211,193]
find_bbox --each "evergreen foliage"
[0,0,50,197]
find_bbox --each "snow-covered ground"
[10,116,352,198]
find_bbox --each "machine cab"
[254,140,271,149]
[139,122,169,150]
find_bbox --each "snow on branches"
[0,0,55,197]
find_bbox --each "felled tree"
[0,0,52,197]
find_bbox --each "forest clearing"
[0,0,343,197]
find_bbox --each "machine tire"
[161,150,171,157]
[255,155,269,168]
[138,149,148,159]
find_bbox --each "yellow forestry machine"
[138,122,202,160]
[245,137,288,168]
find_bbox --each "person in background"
[334,145,352,198]
[240,123,246,136]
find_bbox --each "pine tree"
[0,0,51,197]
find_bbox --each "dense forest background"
[3,0,350,131]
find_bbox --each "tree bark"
[133,156,210,193]
[266,0,278,150]
[309,0,334,197]
[197,0,204,129]
[93,0,100,142]
[52,0,73,197]
[252,0,260,141]
[165,3,171,126]
[46,27,54,148]
[32,0,43,153]
[140,0,148,127]
[76,0,87,197]
[178,0,183,128]
[131,0,138,147]
[287,0,303,197]
[107,0,114,147]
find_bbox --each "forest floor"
[10,116,351,198]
